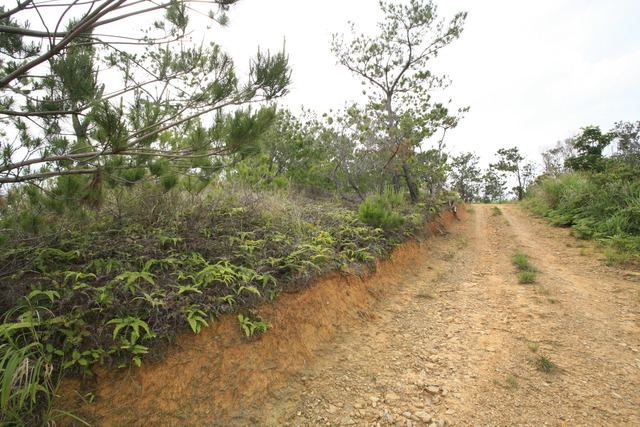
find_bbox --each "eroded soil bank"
[62,210,462,425]
[223,204,638,427]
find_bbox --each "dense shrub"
[357,189,406,228]
[526,170,640,255]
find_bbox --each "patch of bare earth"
[66,205,640,426]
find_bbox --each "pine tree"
[0,1,290,194]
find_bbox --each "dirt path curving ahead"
[225,204,640,426]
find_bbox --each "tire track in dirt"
[223,204,639,426]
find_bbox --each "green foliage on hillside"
[0,181,447,424]
[527,171,640,254]
[357,189,406,229]
[527,122,640,262]
[0,0,469,423]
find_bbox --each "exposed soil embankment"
[63,210,462,425]
[224,204,638,427]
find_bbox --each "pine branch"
[0,0,34,20]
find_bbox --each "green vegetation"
[512,253,539,273]
[491,206,503,216]
[506,372,519,389]
[526,341,541,353]
[491,148,536,201]
[0,182,443,423]
[512,252,539,284]
[415,289,436,300]
[534,353,558,373]
[455,237,469,249]
[527,122,640,264]
[357,190,406,229]
[1,0,473,421]
[331,0,467,203]
[517,271,537,284]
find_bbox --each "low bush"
[357,189,406,229]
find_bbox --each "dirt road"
[227,204,640,426]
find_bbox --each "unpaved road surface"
[227,204,640,426]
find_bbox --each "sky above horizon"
[211,0,640,168]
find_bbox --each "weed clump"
[518,271,537,284]
[512,252,539,284]
[511,252,538,272]
[535,353,558,373]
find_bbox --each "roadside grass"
[506,372,519,388]
[518,271,537,284]
[512,253,539,272]
[512,252,540,284]
[455,237,468,249]
[491,206,502,216]
[535,286,550,295]
[432,268,446,282]
[524,171,640,268]
[524,339,559,373]
[493,372,519,389]
[526,341,540,352]
[534,353,558,373]
[442,250,455,260]
[602,248,632,266]
[415,289,436,300]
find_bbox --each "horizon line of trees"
[2,0,639,214]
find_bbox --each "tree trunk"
[392,169,401,193]
[401,161,420,203]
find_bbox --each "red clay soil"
[60,210,462,425]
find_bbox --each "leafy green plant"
[237,314,271,338]
[106,316,155,366]
[183,308,209,334]
[0,304,89,425]
[113,271,156,294]
[0,341,52,424]
[526,167,640,263]
[0,177,449,421]
[491,206,502,216]
[602,248,631,266]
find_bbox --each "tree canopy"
[331,0,467,202]
[0,0,290,188]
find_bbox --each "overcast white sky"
[210,0,640,167]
